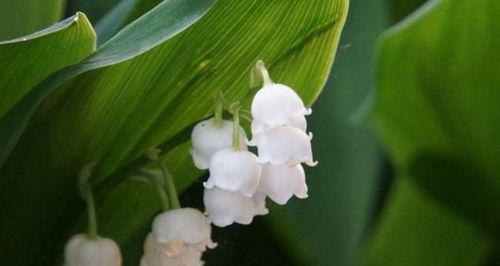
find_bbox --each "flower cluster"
[141,208,216,266]
[62,60,316,266]
[192,60,315,227]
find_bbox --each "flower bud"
[203,187,268,227]
[204,149,262,196]
[191,118,247,170]
[248,126,317,167]
[260,164,308,204]
[64,234,122,266]
[251,84,311,134]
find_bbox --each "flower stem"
[231,103,241,150]
[213,90,224,127]
[159,162,181,209]
[79,163,98,239]
[256,60,273,86]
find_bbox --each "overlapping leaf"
[0,13,96,117]
[0,0,348,265]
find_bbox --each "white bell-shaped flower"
[251,84,311,134]
[191,118,247,170]
[248,126,317,166]
[64,234,122,266]
[260,164,308,205]
[204,149,262,197]
[142,208,216,266]
[152,208,212,245]
[203,187,268,227]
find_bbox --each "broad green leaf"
[0,0,64,40]
[0,0,214,168]
[0,0,213,264]
[0,13,96,117]
[363,179,491,266]
[365,0,500,265]
[266,0,387,265]
[0,0,348,265]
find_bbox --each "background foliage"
[1,0,500,265]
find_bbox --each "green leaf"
[365,0,500,264]
[0,13,96,117]
[0,0,64,40]
[0,0,348,265]
[363,179,491,266]
[0,0,214,168]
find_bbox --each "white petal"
[260,164,308,205]
[191,118,247,170]
[204,149,262,196]
[251,84,310,133]
[249,126,316,166]
[152,208,211,245]
[252,191,269,215]
[204,187,262,227]
[64,234,122,266]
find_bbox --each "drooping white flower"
[152,208,212,245]
[260,164,308,205]
[248,126,317,167]
[64,234,122,266]
[141,208,216,266]
[203,187,268,227]
[204,149,262,197]
[251,84,311,134]
[191,118,247,170]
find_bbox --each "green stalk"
[256,60,273,86]
[79,164,98,239]
[232,103,241,150]
[213,90,224,127]
[159,162,181,209]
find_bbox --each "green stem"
[213,90,224,127]
[256,60,273,86]
[154,179,170,212]
[232,104,241,150]
[159,162,181,209]
[85,189,98,239]
[79,164,98,239]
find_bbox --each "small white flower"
[204,149,262,197]
[142,208,216,266]
[64,234,122,266]
[248,126,317,167]
[191,118,247,170]
[152,208,212,245]
[260,164,308,204]
[203,187,268,227]
[251,84,311,134]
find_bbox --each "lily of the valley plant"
[63,60,316,265]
